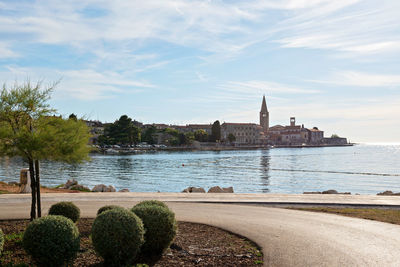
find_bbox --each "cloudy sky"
[1,0,399,143]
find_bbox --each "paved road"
[2,193,400,266]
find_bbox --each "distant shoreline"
[94,143,354,154]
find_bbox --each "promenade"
[2,193,400,266]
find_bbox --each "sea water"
[0,144,399,194]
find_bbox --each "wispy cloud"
[219,80,320,95]
[273,1,400,55]
[0,66,154,100]
[0,43,18,58]
[309,71,400,87]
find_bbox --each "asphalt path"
[2,193,400,266]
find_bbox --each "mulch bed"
[0,219,263,266]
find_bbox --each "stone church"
[221,95,269,145]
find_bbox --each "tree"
[331,134,340,138]
[68,113,77,121]
[142,126,156,145]
[101,115,141,145]
[227,133,236,144]
[0,81,91,220]
[210,120,221,142]
[194,129,208,142]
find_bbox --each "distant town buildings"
[85,95,347,147]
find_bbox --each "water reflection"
[260,149,270,193]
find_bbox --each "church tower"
[260,95,269,134]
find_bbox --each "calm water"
[0,144,399,194]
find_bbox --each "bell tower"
[260,95,269,134]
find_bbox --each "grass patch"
[5,232,24,243]
[53,184,64,189]
[289,207,400,225]
[0,190,9,194]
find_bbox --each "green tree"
[194,129,208,142]
[184,132,195,145]
[0,81,91,220]
[227,133,236,144]
[142,126,156,145]
[210,120,221,142]
[68,113,77,121]
[101,115,141,145]
[331,134,340,138]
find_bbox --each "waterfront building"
[221,123,262,145]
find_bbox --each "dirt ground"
[0,218,263,266]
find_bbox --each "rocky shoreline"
[1,180,399,196]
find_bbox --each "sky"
[0,0,399,143]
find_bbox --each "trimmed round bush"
[131,205,177,255]
[92,208,145,266]
[134,200,170,210]
[22,215,80,267]
[48,201,80,223]
[96,205,125,215]
[0,228,4,256]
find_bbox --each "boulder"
[107,185,116,192]
[322,189,338,194]
[118,188,130,192]
[69,184,90,192]
[182,187,206,193]
[222,186,234,193]
[207,186,234,193]
[92,184,108,192]
[63,179,78,189]
[377,191,400,196]
[208,186,224,193]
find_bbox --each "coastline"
[94,143,355,154]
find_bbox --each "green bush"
[22,215,80,267]
[48,201,80,223]
[91,208,145,266]
[96,205,125,215]
[134,200,170,210]
[131,205,177,255]
[0,228,4,256]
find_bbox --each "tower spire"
[259,95,269,134]
[261,95,268,112]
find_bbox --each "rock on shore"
[182,186,234,193]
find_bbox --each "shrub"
[91,208,145,266]
[96,205,125,215]
[134,200,170,210]
[22,215,80,267]
[0,228,4,256]
[48,201,80,223]
[131,205,177,255]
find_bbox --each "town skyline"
[0,1,399,143]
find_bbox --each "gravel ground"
[0,218,263,266]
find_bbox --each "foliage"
[68,113,77,121]
[0,228,3,256]
[227,133,236,143]
[134,200,170,210]
[48,202,80,223]
[131,205,177,255]
[4,232,23,244]
[22,215,80,267]
[142,125,156,145]
[96,205,125,215]
[91,209,145,266]
[210,120,221,142]
[0,81,91,220]
[331,134,340,138]
[194,129,208,142]
[100,115,141,145]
